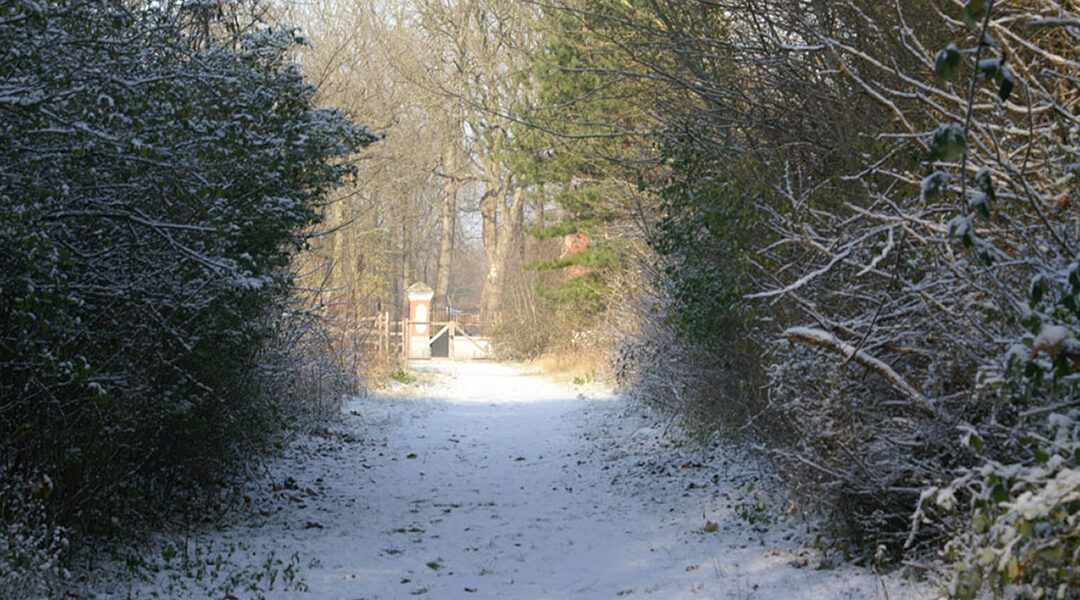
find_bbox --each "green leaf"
[1035,447,1050,465]
[964,0,987,27]
[1037,543,1064,563]
[921,171,946,201]
[990,482,1009,504]
[1005,556,1020,581]
[949,215,974,247]
[1030,275,1048,307]
[978,57,1003,81]
[934,44,961,81]
[969,194,990,219]
[975,167,996,205]
[978,59,1015,101]
[972,513,989,533]
[998,66,1014,101]
[929,123,967,162]
[1021,311,1042,333]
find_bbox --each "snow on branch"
[856,226,894,277]
[746,248,852,301]
[783,326,934,415]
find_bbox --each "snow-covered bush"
[0,0,376,558]
[742,0,1080,560]
[918,411,1080,600]
[599,0,1080,568]
[0,475,69,599]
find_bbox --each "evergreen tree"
[508,1,648,324]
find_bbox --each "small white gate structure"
[406,282,434,359]
[358,282,493,361]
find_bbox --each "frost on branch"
[921,413,1080,600]
[635,0,1080,567]
[783,327,931,413]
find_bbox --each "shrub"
[0,0,375,554]
[0,475,69,599]
[918,411,1080,600]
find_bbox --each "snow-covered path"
[96,361,936,600]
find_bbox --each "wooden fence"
[352,313,493,360]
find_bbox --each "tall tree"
[283,0,465,322]
[410,0,539,322]
[435,142,462,310]
[506,0,655,332]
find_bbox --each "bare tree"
[410,0,539,322]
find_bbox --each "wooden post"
[449,320,456,360]
[381,311,389,357]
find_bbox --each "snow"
[1033,324,1071,358]
[921,171,945,200]
[89,361,937,600]
[947,215,971,241]
[976,57,1002,74]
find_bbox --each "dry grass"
[528,349,609,383]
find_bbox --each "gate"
[408,320,492,360]
[357,311,494,361]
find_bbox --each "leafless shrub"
[594,0,1080,562]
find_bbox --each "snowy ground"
[91,361,939,600]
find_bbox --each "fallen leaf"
[305,521,323,529]
[464,588,477,593]
[703,521,719,533]
[407,453,418,459]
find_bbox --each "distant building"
[560,232,589,278]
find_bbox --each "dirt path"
[93,361,934,600]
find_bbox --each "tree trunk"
[478,163,504,319]
[400,208,411,321]
[481,185,525,322]
[434,145,459,312]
